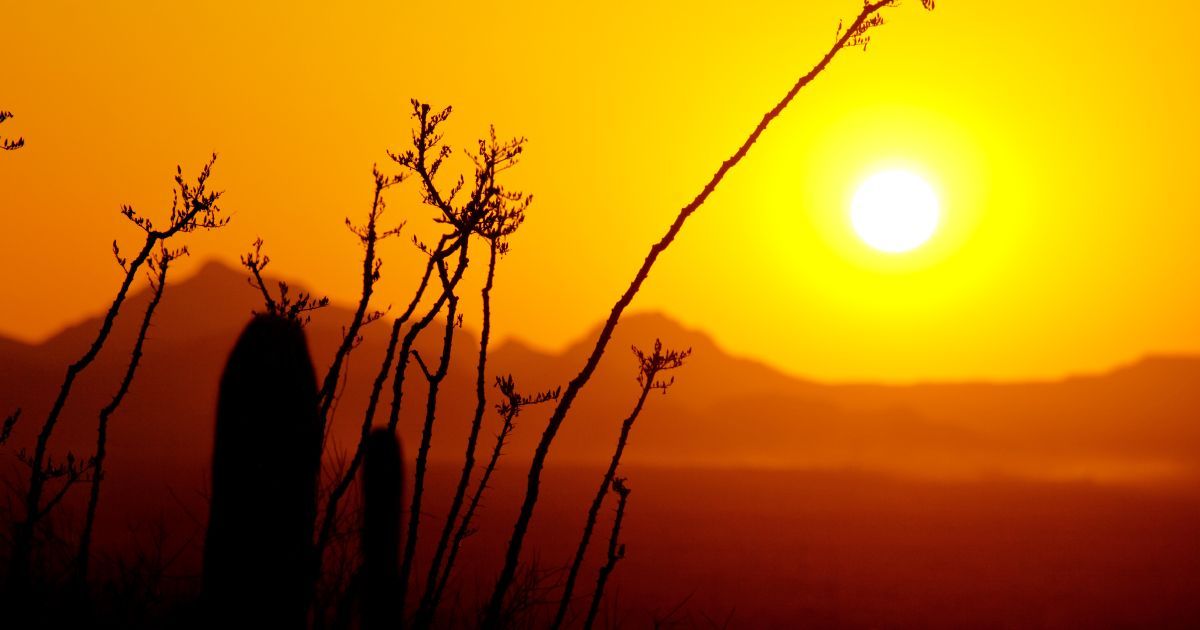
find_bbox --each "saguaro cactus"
[202,314,323,627]
[362,428,403,629]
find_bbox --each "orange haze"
[2,1,1199,382]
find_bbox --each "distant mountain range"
[2,260,1199,484]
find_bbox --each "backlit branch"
[240,238,331,326]
[482,1,926,623]
[397,259,462,618]
[550,341,690,629]
[313,236,456,569]
[430,377,559,610]
[583,478,631,630]
[388,100,529,236]
[415,199,531,624]
[76,243,184,583]
[11,155,228,590]
[0,409,19,446]
[317,166,407,429]
[0,110,24,151]
[315,100,522,585]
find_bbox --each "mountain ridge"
[1,258,1198,484]
[4,258,1191,387]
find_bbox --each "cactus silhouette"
[202,314,323,627]
[362,428,404,629]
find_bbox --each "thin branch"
[0,408,19,446]
[481,2,902,624]
[583,478,631,630]
[34,454,90,522]
[551,342,689,629]
[431,377,559,613]
[312,235,455,569]
[317,167,406,428]
[240,238,330,326]
[0,109,24,151]
[415,236,502,626]
[74,244,182,585]
[397,255,462,621]
[11,155,226,589]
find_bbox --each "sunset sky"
[2,1,1198,382]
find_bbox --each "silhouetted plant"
[314,99,514,555]
[361,428,403,630]
[1,0,934,614]
[434,377,560,618]
[12,450,89,538]
[311,100,531,619]
[75,244,186,586]
[96,515,195,628]
[497,555,566,630]
[242,238,331,326]
[310,238,467,623]
[10,155,227,593]
[317,167,406,432]
[415,165,530,628]
[481,2,929,623]
[583,477,631,630]
[313,235,450,572]
[235,169,406,598]
[380,106,527,452]
[397,258,462,617]
[0,110,23,151]
[202,314,322,627]
[551,340,690,629]
[0,409,19,446]
[387,103,529,235]
[393,111,532,623]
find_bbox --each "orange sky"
[2,1,1199,382]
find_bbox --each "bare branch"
[551,342,689,629]
[240,238,331,326]
[482,1,910,622]
[0,408,19,446]
[11,156,228,589]
[583,478,631,630]
[398,253,463,621]
[430,376,559,612]
[0,109,25,150]
[75,244,181,583]
[318,168,407,431]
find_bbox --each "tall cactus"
[361,428,403,629]
[202,314,323,627]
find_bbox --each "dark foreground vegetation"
[14,3,1123,627]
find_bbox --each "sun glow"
[850,170,940,253]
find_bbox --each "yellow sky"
[2,1,1199,382]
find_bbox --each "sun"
[850,170,940,253]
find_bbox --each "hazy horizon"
[2,256,1193,387]
[5,4,1200,625]
[4,2,1200,383]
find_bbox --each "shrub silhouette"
[202,314,323,627]
[551,341,690,629]
[8,156,227,599]
[76,245,186,587]
[415,204,526,628]
[427,376,559,623]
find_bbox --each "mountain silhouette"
[2,259,1199,485]
[4,260,1200,628]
